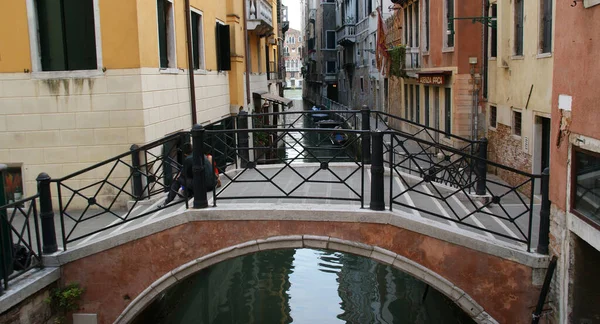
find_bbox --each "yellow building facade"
[0,0,281,200]
[486,0,554,191]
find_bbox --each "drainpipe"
[243,0,251,105]
[184,0,198,125]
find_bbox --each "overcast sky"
[282,0,302,31]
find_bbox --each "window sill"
[159,68,181,75]
[442,47,455,53]
[422,51,430,56]
[31,69,105,80]
[511,55,524,60]
[489,57,497,61]
[194,69,208,75]
[489,125,497,130]
[537,52,552,59]
[511,134,522,140]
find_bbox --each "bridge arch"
[57,208,544,324]
[115,236,497,324]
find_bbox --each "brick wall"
[488,123,533,193]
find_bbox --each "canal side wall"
[47,206,549,324]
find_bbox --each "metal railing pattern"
[12,106,549,254]
[384,131,538,249]
[51,132,189,249]
[0,195,43,293]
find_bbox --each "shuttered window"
[515,0,524,56]
[540,0,552,53]
[425,0,430,51]
[491,4,497,57]
[415,85,420,124]
[37,0,97,71]
[191,11,205,70]
[404,84,409,119]
[215,23,231,71]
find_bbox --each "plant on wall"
[388,45,407,78]
[45,283,85,324]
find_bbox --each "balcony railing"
[336,25,356,45]
[247,0,273,34]
[356,17,369,35]
[268,61,280,81]
[406,47,420,70]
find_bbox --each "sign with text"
[418,74,446,85]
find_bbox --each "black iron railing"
[0,195,43,293]
[50,131,190,249]
[26,107,550,253]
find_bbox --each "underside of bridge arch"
[60,219,542,324]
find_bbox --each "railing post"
[191,124,208,209]
[370,131,385,211]
[361,105,371,164]
[537,168,551,255]
[237,111,250,168]
[36,173,57,254]
[130,144,143,199]
[475,138,488,195]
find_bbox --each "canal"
[132,249,476,323]
[132,91,476,323]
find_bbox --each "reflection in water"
[133,249,476,324]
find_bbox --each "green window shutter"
[157,0,168,68]
[37,0,67,71]
[447,0,454,47]
[216,24,231,71]
[63,0,97,70]
[191,12,200,70]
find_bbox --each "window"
[490,4,498,58]
[408,5,413,46]
[326,61,336,73]
[514,0,524,56]
[490,106,497,128]
[215,22,231,71]
[191,10,205,70]
[404,84,409,119]
[424,86,430,127]
[158,0,176,68]
[415,85,420,124]
[285,47,289,54]
[540,0,553,53]
[404,7,409,46]
[326,30,336,49]
[424,0,430,51]
[361,77,364,92]
[36,0,98,71]
[410,85,414,121]
[291,36,295,44]
[445,0,454,48]
[572,148,600,225]
[444,88,452,137]
[512,110,522,136]
[299,36,302,42]
[2,167,24,204]
[414,0,419,48]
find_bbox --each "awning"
[261,93,294,108]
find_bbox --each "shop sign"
[418,74,446,85]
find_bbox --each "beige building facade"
[486,0,554,191]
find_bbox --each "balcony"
[406,47,420,70]
[356,17,369,36]
[336,25,356,45]
[247,0,273,36]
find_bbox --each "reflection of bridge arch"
[115,236,497,324]
[57,208,545,324]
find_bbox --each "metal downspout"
[184,0,198,125]
[243,0,251,105]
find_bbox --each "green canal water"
[132,249,476,324]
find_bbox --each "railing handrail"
[0,193,40,210]
[52,131,186,182]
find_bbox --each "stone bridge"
[45,203,549,324]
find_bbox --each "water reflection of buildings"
[132,250,295,324]
[335,252,474,324]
